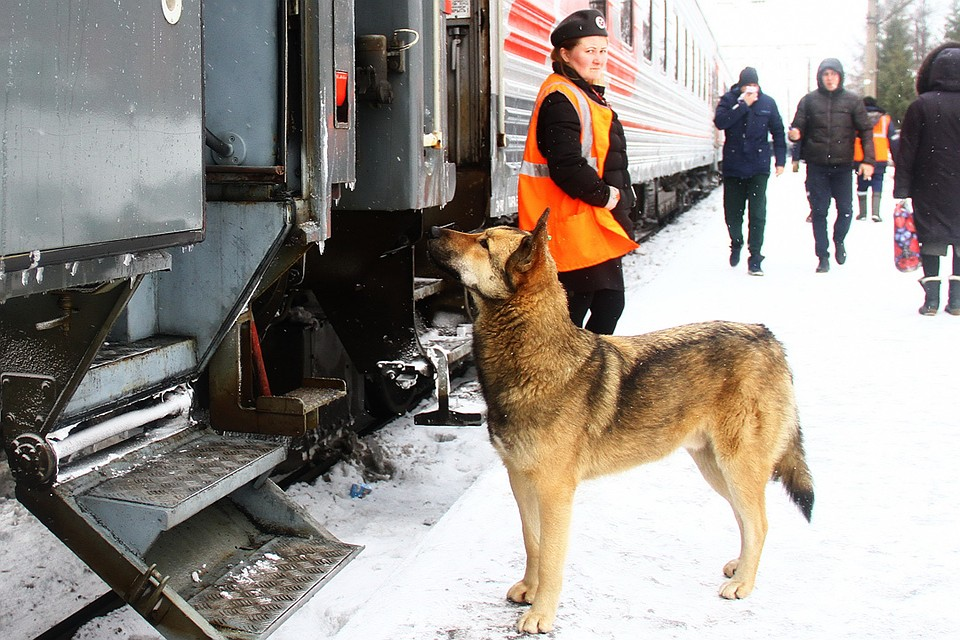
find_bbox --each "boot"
[946,276,960,315]
[816,256,830,273]
[835,241,847,265]
[919,277,940,316]
[871,193,883,222]
[729,243,742,267]
[747,254,764,276]
[857,194,868,220]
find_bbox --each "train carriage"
[483,0,726,230]
[0,1,727,638]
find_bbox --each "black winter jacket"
[791,59,875,166]
[535,62,635,234]
[893,43,960,245]
[535,62,635,292]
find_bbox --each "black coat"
[791,59,875,166]
[535,62,635,291]
[893,43,960,245]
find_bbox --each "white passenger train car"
[487,0,728,231]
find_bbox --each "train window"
[642,0,652,60]
[652,0,665,72]
[660,1,667,73]
[617,0,633,47]
[673,14,679,81]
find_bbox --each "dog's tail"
[773,423,815,522]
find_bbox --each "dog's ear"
[511,209,549,274]
[534,208,550,240]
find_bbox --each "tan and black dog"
[427,211,814,634]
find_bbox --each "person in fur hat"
[789,58,875,273]
[893,42,960,316]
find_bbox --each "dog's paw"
[722,558,739,579]
[507,580,537,604]
[517,608,555,634]
[718,577,754,600]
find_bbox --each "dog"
[427,211,814,634]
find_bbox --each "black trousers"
[566,289,625,335]
[806,163,854,258]
[723,174,769,258]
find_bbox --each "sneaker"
[835,243,847,265]
[806,213,813,223]
[747,255,764,276]
[816,256,830,273]
[872,214,882,222]
[729,245,742,267]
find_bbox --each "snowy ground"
[3,167,959,640]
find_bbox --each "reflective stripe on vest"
[519,80,597,178]
[854,113,891,162]
[517,74,638,272]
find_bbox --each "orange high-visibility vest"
[854,113,891,162]
[518,74,639,272]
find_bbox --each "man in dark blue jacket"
[714,67,787,275]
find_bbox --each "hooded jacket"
[893,43,960,245]
[791,59,875,166]
[714,82,787,178]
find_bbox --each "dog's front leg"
[506,466,541,605]
[516,479,575,634]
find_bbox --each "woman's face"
[560,36,608,84]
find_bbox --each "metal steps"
[22,420,361,640]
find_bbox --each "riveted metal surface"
[85,436,282,508]
[189,535,360,637]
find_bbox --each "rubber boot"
[871,193,882,222]
[856,194,868,220]
[946,276,960,315]
[919,277,940,316]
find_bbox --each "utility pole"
[865,0,879,97]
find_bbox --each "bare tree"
[913,0,933,65]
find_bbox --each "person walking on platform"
[854,96,896,222]
[714,66,787,276]
[789,58,875,273]
[517,8,639,334]
[893,42,960,316]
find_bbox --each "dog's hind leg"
[515,475,576,634]
[506,466,541,606]
[717,461,769,600]
[689,445,768,599]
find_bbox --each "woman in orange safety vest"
[853,96,896,222]
[517,8,639,335]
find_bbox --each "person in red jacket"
[517,9,638,334]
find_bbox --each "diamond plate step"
[189,534,361,639]
[78,432,286,554]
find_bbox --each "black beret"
[550,9,608,47]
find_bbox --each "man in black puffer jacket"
[789,58,875,273]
